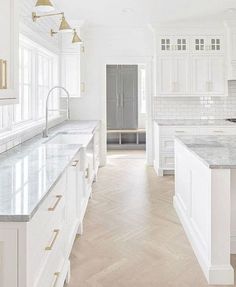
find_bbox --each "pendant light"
[35,0,54,13]
[59,14,72,32]
[72,29,82,44]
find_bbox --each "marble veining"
[155,119,236,126]
[0,120,99,222]
[176,135,236,169]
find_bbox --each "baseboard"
[174,195,234,285]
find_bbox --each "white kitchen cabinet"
[80,45,86,96]
[154,122,236,176]
[192,36,224,53]
[156,33,226,97]
[159,36,189,53]
[191,55,226,96]
[0,229,17,287]
[61,44,85,98]
[158,56,189,95]
[0,0,19,103]
[0,129,100,287]
[61,53,80,98]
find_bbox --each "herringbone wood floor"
[68,150,236,287]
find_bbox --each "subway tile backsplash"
[153,80,236,120]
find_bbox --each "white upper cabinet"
[208,56,225,95]
[158,56,189,95]
[192,36,224,53]
[191,56,209,95]
[80,45,86,96]
[156,33,226,97]
[191,56,226,96]
[0,0,19,103]
[160,36,189,53]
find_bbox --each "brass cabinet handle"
[48,195,63,211]
[45,229,60,251]
[51,272,60,287]
[0,59,7,89]
[85,167,89,179]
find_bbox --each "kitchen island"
[174,135,236,285]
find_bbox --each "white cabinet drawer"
[28,173,67,287]
[35,229,66,287]
[197,127,236,135]
[160,127,196,136]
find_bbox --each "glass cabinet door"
[161,38,171,51]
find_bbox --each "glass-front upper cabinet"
[161,38,171,51]
[192,36,223,53]
[160,37,188,52]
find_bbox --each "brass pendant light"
[72,29,82,44]
[59,14,72,32]
[35,0,54,13]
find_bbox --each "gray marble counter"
[155,119,236,126]
[0,120,99,222]
[176,135,236,169]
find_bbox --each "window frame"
[13,34,60,127]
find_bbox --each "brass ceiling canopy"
[35,0,54,13]
[72,29,82,44]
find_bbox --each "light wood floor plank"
[67,150,236,287]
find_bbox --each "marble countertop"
[176,135,236,169]
[155,119,236,126]
[0,120,99,222]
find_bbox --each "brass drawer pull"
[45,229,60,251]
[0,59,7,89]
[48,195,63,211]
[51,272,60,287]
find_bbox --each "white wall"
[70,26,154,165]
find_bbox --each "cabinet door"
[173,57,189,94]
[209,56,225,95]
[158,57,173,94]
[0,229,17,287]
[158,57,188,95]
[191,56,209,95]
[121,65,138,129]
[207,36,224,53]
[61,53,80,97]
[160,38,172,52]
[192,37,207,52]
[106,65,122,129]
[0,0,18,102]
[173,37,188,52]
[80,45,86,96]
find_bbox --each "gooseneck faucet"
[43,86,71,138]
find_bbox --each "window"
[0,106,10,131]
[14,35,59,125]
[14,45,33,123]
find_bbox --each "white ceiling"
[55,0,236,27]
